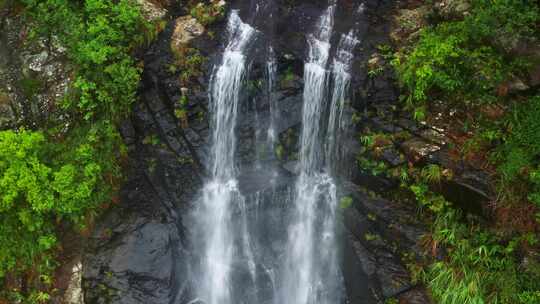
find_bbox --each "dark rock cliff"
[82,1,433,303]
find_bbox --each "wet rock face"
[82,97,203,303]
[340,184,429,301]
[0,5,72,129]
[82,14,206,303]
[83,1,434,303]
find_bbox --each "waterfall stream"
[266,46,278,151]
[189,3,359,303]
[190,11,256,304]
[327,29,361,174]
[280,4,344,304]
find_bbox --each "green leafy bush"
[0,130,57,278]
[0,0,151,300]
[23,0,150,120]
[0,126,121,279]
[393,0,538,116]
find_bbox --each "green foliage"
[398,174,540,304]
[394,0,540,229]
[0,130,56,278]
[19,76,43,98]
[384,298,398,304]
[171,47,207,85]
[180,50,206,85]
[359,132,393,151]
[0,126,121,278]
[404,176,540,304]
[421,164,443,183]
[410,182,449,213]
[1,0,151,300]
[339,196,353,209]
[498,97,540,176]
[275,144,284,160]
[393,0,538,113]
[390,3,540,301]
[426,209,540,304]
[24,0,150,121]
[364,233,380,242]
[280,66,296,88]
[189,0,225,26]
[357,155,388,177]
[367,65,384,78]
[496,96,540,209]
[360,134,375,148]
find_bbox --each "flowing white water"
[281,5,343,304]
[326,30,360,174]
[192,11,256,304]
[190,3,360,303]
[266,46,278,149]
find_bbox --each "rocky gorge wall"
[78,1,442,304]
[2,0,538,303]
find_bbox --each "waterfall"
[189,3,360,304]
[280,5,344,304]
[190,11,256,304]
[297,5,334,175]
[326,30,360,174]
[266,46,278,150]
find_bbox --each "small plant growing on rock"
[172,47,207,85]
[384,298,398,304]
[189,0,226,26]
[174,95,189,128]
[421,164,443,183]
[339,196,353,209]
[280,66,296,87]
[364,233,380,242]
[175,109,188,128]
[143,134,160,146]
[275,144,284,160]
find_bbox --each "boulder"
[401,138,441,163]
[170,16,205,55]
[434,0,471,19]
[136,0,168,22]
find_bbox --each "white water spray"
[266,46,278,149]
[327,30,360,173]
[191,11,256,304]
[281,5,343,304]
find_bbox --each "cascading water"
[326,29,361,174]
[266,46,278,149]
[189,10,256,304]
[189,2,360,304]
[280,4,344,304]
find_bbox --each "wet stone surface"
[82,1,434,303]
